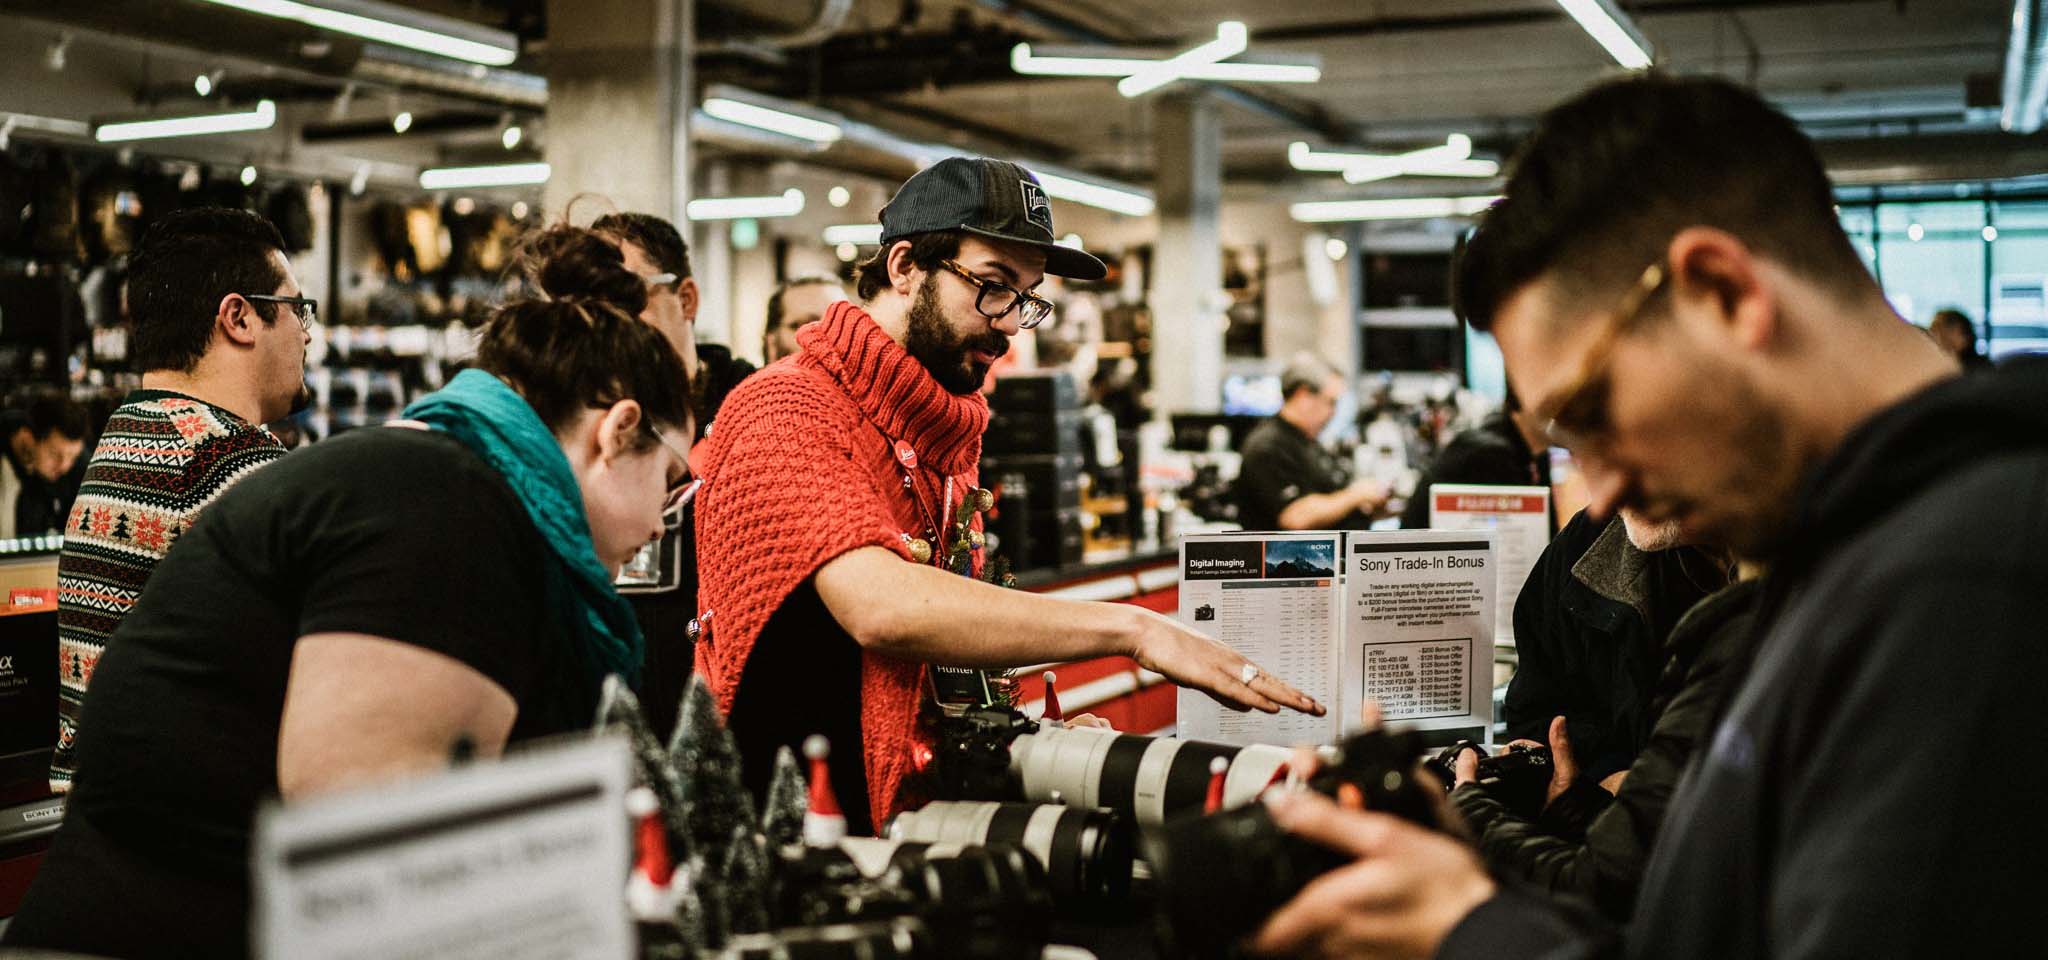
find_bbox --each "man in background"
[763,274,847,364]
[53,207,305,792]
[1930,307,1992,370]
[593,212,754,439]
[1,394,90,538]
[1399,385,1550,529]
[1234,354,1389,531]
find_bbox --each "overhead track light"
[419,161,550,189]
[1289,137,1499,185]
[701,96,842,144]
[1033,171,1155,217]
[822,224,882,245]
[1554,0,1654,69]
[189,0,519,66]
[1118,21,1247,97]
[1011,21,1320,94]
[1289,195,1501,223]
[95,100,277,142]
[687,189,806,221]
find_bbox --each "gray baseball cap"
[878,157,1108,281]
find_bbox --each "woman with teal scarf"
[5,225,694,960]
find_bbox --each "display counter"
[0,547,61,918]
[1016,548,1180,737]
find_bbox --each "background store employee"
[693,157,1322,835]
[1234,354,1389,531]
[3,227,692,960]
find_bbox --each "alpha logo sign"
[1019,179,1053,237]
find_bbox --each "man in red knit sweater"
[693,157,1324,832]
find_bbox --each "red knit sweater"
[692,301,987,829]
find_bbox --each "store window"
[1989,201,2048,357]
[1873,201,1986,328]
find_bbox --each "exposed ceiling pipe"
[2001,0,2048,133]
[698,0,855,67]
[964,0,1348,141]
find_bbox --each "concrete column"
[1149,92,1224,415]
[691,160,735,347]
[543,0,692,227]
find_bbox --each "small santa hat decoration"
[802,734,846,847]
[1041,671,1064,723]
[624,786,681,920]
[1203,756,1230,815]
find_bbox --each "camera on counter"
[928,705,1293,827]
[1428,740,1554,817]
[1142,727,1445,959]
[888,800,1133,906]
[776,838,1052,960]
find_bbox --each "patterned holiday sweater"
[50,390,286,791]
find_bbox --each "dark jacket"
[1400,411,1548,529]
[1502,511,1727,780]
[1453,577,1763,921]
[631,342,755,740]
[1441,358,2048,959]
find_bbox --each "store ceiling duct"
[2002,0,2048,133]
[419,162,550,190]
[94,100,277,142]
[189,0,519,66]
[1554,0,1653,70]
[1290,195,1500,223]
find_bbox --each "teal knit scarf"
[404,368,643,687]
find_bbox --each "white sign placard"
[1341,530,1496,744]
[1177,532,1343,746]
[253,735,635,960]
[1428,484,1551,647]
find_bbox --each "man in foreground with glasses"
[50,207,306,793]
[1244,74,2048,959]
[694,157,1325,833]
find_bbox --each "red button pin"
[893,439,918,469]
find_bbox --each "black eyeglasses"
[241,293,319,328]
[936,259,1054,330]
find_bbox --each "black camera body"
[1143,727,1443,958]
[1429,740,1554,818]
[927,705,1038,802]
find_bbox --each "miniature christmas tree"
[682,851,727,949]
[721,823,773,935]
[595,675,690,857]
[670,676,759,864]
[761,746,806,849]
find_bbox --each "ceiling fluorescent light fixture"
[1032,171,1155,217]
[1289,195,1501,223]
[687,189,806,221]
[95,99,277,142]
[419,161,550,189]
[822,224,883,245]
[191,0,519,66]
[1,110,92,139]
[1119,21,1249,97]
[1012,45,1319,83]
[1288,136,1498,183]
[702,97,842,144]
[1555,0,1654,69]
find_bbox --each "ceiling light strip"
[687,189,807,221]
[702,97,842,143]
[1012,46,1319,83]
[1118,21,1249,97]
[95,100,277,142]
[1554,0,1654,70]
[822,224,883,245]
[191,0,518,66]
[1289,195,1501,223]
[419,161,551,189]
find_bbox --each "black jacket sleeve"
[1502,511,1602,744]
[1437,885,1618,960]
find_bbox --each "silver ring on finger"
[1240,662,1260,686]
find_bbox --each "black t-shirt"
[1233,415,1369,531]
[726,582,872,836]
[5,427,578,960]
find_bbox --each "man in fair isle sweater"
[693,157,1325,834]
[51,208,310,791]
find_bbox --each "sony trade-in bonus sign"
[1341,530,1496,747]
